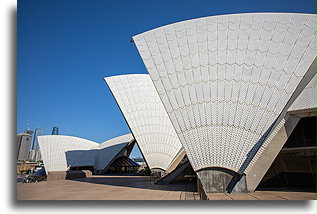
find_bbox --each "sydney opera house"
[37,13,316,196]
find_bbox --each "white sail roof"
[105,74,183,171]
[38,134,134,173]
[133,13,316,172]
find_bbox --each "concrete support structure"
[197,168,247,193]
[156,160,190,184]
[164,148,186,174]
[46,171,67,181]
[246,115,301,192]
[245,75,316,192]
[47,170,92,181]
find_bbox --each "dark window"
[284,116,316,148]
[258,116,316,191]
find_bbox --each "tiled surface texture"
[38,134,133,173]
[133,13,316,172]
[105,75,183,171]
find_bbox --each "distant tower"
[31,128,42,151]
[31,128,42,161]
[51,127,59,135]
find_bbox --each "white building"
[38,134,134,179]
[133,13,316,193]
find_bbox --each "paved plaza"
[206,191,315,200]
[17,176,315,200]
[17,175,199,200]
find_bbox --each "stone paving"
[16,175,315,200]
[17,175,199,200]
[207,191,315,200]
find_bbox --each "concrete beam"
[165,148,186,174]
[246,114,300,192]
[288,108,316,118]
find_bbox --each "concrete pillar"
[197,177,208,200]
[196,168,247,193]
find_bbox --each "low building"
[38,134,135,180]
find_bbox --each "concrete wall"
[47,170,92,181]
[47,171,67,181]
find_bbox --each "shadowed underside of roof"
[110,156,140,168]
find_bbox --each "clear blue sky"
[17,0,315,158]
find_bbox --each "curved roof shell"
[38,134,134,173]
[133,13,316,172]
[96,134,134,170]
[38,135,98,172]
[105,74,183,171]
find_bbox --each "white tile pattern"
[38,134,133,173]
[288,74,316,112]
[133,13,316,172]
[105,74,183,170]
[38,135,98,173]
